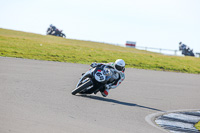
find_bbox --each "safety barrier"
[135,46,178,55]
[135,46,200,57]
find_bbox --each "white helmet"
[114,59,125,72]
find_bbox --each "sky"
[0,0,200,55]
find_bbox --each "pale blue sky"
[1,0,200,54]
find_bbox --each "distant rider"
[90,59,125,97]
[50,24,56,31]
[179,42,187,50]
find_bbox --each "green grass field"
[0,28,200,74]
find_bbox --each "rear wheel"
[62,33,66,38]
[71,80,92,95]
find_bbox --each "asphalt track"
[0,57,200,133]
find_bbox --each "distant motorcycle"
[72,65,112,95]
[179,43,194,57]
[46,26,66,38]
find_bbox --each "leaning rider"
[90,59,125,97]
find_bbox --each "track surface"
[0,57,200,133]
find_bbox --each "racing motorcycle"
[72,65,112,95]
[46,28,66,38]
[179,43,195,57]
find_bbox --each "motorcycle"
[46,27,66,38]
[72,65,112,95]
[182,48,194,56]
[54,29,66,38]
[179,44,194,57]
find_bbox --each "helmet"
[114,59,125,72]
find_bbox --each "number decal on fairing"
[95,72,105,82]
[96,73,104,80]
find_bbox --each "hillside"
[0,28,200,74]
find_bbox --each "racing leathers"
[90,62,125,97]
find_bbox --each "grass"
[195,121,200,131]
[0,28,200,74]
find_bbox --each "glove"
[105,84,110,90]
[90,62,97,68]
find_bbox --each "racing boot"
[101,84,110,97]
[101,88,109,97]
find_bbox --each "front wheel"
[71,80,92,95]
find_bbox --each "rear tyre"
[62,33,66,38]
[71,80,92,95]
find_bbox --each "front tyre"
[71,80,92,95]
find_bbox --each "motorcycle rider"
[47,24,57,35]
[90,59,125,97]
[179,42,186,51]
[50,24,56,31]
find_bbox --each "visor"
[115,64,124,71]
